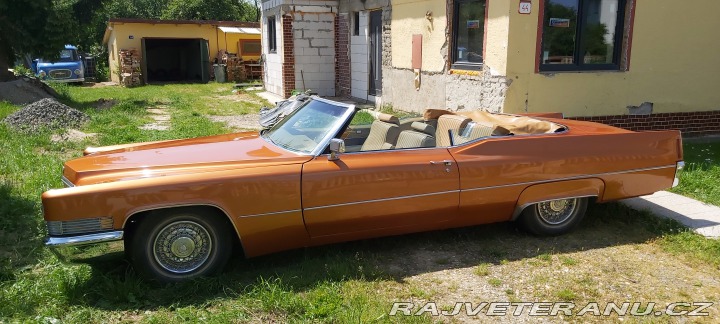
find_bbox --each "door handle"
[430,160,453,166]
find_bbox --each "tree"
[161,0,257,21]
[0,0,77,81]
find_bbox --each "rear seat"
[396,122,436,149]
[360,113,400,151]
[436,114,471,146]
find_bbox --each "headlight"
[74,69,82,76]
[38,70,46,77]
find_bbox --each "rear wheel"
[517,197,588,235]
[128,210,232,282]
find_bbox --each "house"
[261,0,720,136]
[103,18,261,84]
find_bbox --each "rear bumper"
[672,161,685,188]
[46,231,123,262]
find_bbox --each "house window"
[540,0,627,71]
[353,12,360,36]
[239,39,261,56]
[267,16,277,53]
[452,0,486,70]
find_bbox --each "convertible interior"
[344,109,566,152]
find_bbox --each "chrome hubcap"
[537,198,577,225]
[153,221,212,274]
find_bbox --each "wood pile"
[221,52,246,82]
[119,49,142,87]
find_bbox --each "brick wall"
[335,13,351,97]
[282,14,295,98]
[569,110,720,137]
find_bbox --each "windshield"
[263,98,353,154]
[39,49,78,63]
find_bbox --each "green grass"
[671,138,720,206]
[1,86,720,322]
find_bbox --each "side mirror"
[328,138,345,161]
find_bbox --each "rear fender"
[512,178,605,220]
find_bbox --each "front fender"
[42,164,303,232]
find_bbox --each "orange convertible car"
[43,97,684,281]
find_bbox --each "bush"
[12,65,33,77]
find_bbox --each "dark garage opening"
[143,38,209,83]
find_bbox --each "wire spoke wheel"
[153,221,212,273]
[536,198,577,225]
[518,197,589,236]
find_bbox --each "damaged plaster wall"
[381,0,512,113]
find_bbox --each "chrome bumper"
[46,231,123,247]
[46,231,124,262]
[672,161,685,188]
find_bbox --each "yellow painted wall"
[223,33,262,60]
[503,0,720,116]
[484,0,511,75]
[391,0,448,72]
[106,22,260,82]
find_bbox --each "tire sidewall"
[132,212,231,281]
[520,198,589,236]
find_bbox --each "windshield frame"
[261,96,356,156]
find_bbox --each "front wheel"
[517,197,589,236]
[128,210,232,282]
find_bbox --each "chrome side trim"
[462,165,676,192]
[61,176,75,188]
[511,195,597,221]
[237,209,302,218]
[304,190,459,211]
[46,230,124,247]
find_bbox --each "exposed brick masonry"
[335,14,351,97]
[569,110,720,137]
[282,14,295,98]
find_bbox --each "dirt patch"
[92,98,118,110]
[50,129,97,143]
[208,114,261,130]
[0,78,57,105]
[212,92,264,105]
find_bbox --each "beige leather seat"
[360,113,400,151]
[396,122,436,149]
[436,114,471,147]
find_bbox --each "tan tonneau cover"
[424,109,563,135]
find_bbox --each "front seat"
[436,114,471,147]
[396,122,436,149]
[360,113,400,151]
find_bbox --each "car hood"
[63,132,311,185]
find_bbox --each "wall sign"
[519,0,532,14]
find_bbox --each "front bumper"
[46,77,85,83]
[46,231,124,262]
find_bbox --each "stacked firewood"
[119,49,142,87]
[222,52,246,82]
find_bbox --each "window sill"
[538,69,627,75]
[449,69,483,77]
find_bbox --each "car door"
[301,148,460,238]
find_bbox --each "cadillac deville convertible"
[43,97,684,281]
